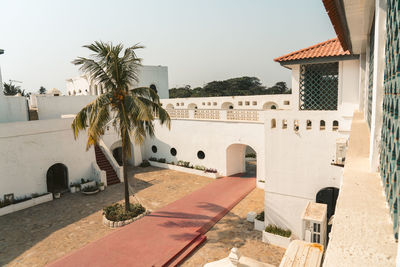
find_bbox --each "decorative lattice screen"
[299,62,338,110]
[380,0,400,239]
[367,19,375,128]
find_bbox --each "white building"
[0,0,399,265]
[66,65,169,99]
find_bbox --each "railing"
[194,109,220,120]
[98,139,123,182]
[167,109,189,119]
[165,108,262,122]
[227,110,259,121]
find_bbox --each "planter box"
[33,193,53,205]
[103,210,151,228]
[254,219,265,231]
[149,160,220,178]
[262,230,291,248]
[81,181,96,190]
[0,193,53,217]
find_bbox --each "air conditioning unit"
[301,201,327,248]
[335,138,348,165]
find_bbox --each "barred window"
[299,62,339,110]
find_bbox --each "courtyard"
[0,166,284,267]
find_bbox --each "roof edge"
[274,38,339,62]
[322,0,352,52]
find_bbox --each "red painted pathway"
[48,175,255,267]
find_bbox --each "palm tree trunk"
[122,143,130,213]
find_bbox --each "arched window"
[271,119,276,128]
[306,120,312,130]
[282,119,288,129]
[294,120,299,132]
[263,102,279,110]
[320,120,326,130]
[332,120,339,131]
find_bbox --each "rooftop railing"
[166,108,261,122]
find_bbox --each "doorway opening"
[46,163,68,193]
[226,144,257,178]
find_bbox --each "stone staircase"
[94,145,120,185]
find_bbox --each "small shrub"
[149,157,157,161]
[80,178,91,184]
[255,211,264,221]
[13,195,32,204]
[194,165,206,171]
[265,224,291,238]
[140,160,150,167]
[177,160,190,168]
[170,161,175,165]
[205,168,217,173]
[246,153,256,158]
[0,198,12,208]
[157,158,166,163]
[103,203,146,221]
[82,185,99,193]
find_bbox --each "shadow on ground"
[0,167,153,266]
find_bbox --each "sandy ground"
[0,166,283,267]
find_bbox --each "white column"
[291,65,300,110]
[358,53,366,112]
[369,0,387,171]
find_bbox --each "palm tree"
[71,41,170,212]
[3,82,20,96]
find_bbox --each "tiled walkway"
[48,175,255,267]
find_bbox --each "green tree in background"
[3,82,20,96]
[39,86,47,94]
[71,41,170,212]
[169,77,291,98]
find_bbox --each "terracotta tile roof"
[274,38,351,63]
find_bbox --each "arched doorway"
[113,147,123,166]
[221,102,234,109]
[226,144,257,178]
[263,102,278,110]
[188,103,198,109]
[316,187,339,244]
[46,163,68,193]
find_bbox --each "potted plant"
[262,224,292,248]
[54,192,61,199]
[99,182,105,191]
[70,183,77,193]
[254,211,265,231]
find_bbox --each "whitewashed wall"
[142,119,266,186]
[263,58,360,237]
[36,95,97,120]
[162,94,293,110]
[133,65,169,99]
[66,65,169,99]
[264,110,350,236]
[0,118,96,198]
[0,96,28,123]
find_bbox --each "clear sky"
[0,0,335,94]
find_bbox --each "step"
[162,234,206,267]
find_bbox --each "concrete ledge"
[323,111,397,266]
[0,193,53,216]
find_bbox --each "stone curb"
[103,210,151,228]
